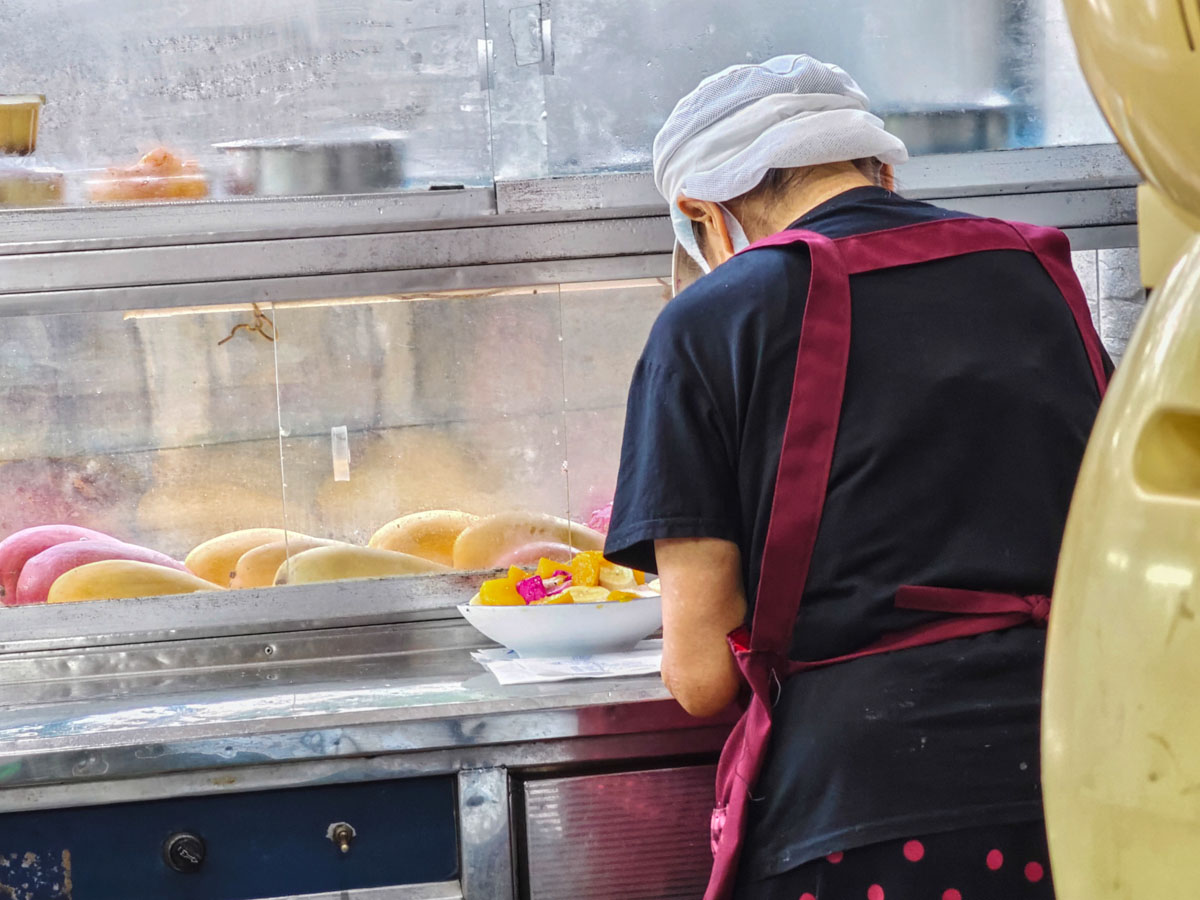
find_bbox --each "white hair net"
[654,54,909,272]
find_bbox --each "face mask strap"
[671,202,751,275]
[718,203,751,255]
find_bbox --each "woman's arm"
[655,537,748,717]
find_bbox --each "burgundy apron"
[704,217,1109,900]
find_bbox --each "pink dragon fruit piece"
[516,575,548,604]
[587,502,613,535]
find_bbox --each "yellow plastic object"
[1044,237,1200,900]
[1138,185,1200,291]
[1048,2,1200,897]
[0,95,44,155]
[1063,0,1200,217]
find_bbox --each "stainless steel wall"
[1071,248,1147,365]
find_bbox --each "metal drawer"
[521,765,715,899]
[0,776,458,900]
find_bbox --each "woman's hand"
[655,537,748,718]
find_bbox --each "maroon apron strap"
[745,230,852,658]
[829,217,1109,395]
[786,587,1051,674]
[705,229,852,900]
[1004,221,1110,395]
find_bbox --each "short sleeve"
[604,356,741,574]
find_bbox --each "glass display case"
[0,276,665,626]
[0,0,1142,640]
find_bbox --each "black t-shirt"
[605,186,1107,878]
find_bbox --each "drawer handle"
[328,821,357,854]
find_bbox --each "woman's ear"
[677,196,736,268]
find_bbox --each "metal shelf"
[0,143,1139,317]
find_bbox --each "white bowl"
[457,595,662,658]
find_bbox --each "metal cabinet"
[519,765,716,900]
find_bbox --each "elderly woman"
[604,55,1110,900]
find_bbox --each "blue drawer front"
[0,776,458,900]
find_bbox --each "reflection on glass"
[0,0,491,207]
[271,289,571,549]
[0,278,671,609]
[0,304,285,605]
[489,0,1114,179]
[1,0,1115,209]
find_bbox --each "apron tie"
[896,585,1052,627]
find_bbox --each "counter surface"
[0,618,730,807]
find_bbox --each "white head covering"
[654,54,909,273]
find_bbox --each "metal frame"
[0,719,730,813]
[458,768,516,900]
[491,143,1139,215]
[0,677,711,791]
[0,575,475,654]
[0,725,727,897]
[0,217,671,303]
[0,610,732,796]
[0,187,498,255]
[260,884,463,900]
[0,143,1139,320]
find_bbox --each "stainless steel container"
[214,130,405,197]
[882,98,1022,157]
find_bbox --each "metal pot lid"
[213,125,406,152]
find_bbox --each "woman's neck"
[749,164,875,241]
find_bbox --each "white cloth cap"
[654,54,909,270]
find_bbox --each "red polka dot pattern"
[942,891,962,900]
[1025,861,1045,883]
[986,849,1004,870]
[903,840,925,862]
[826,851,844,864]
[867,885,885,900]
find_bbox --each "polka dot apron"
[735,819,1055,899]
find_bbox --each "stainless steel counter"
[0,617,731,813]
